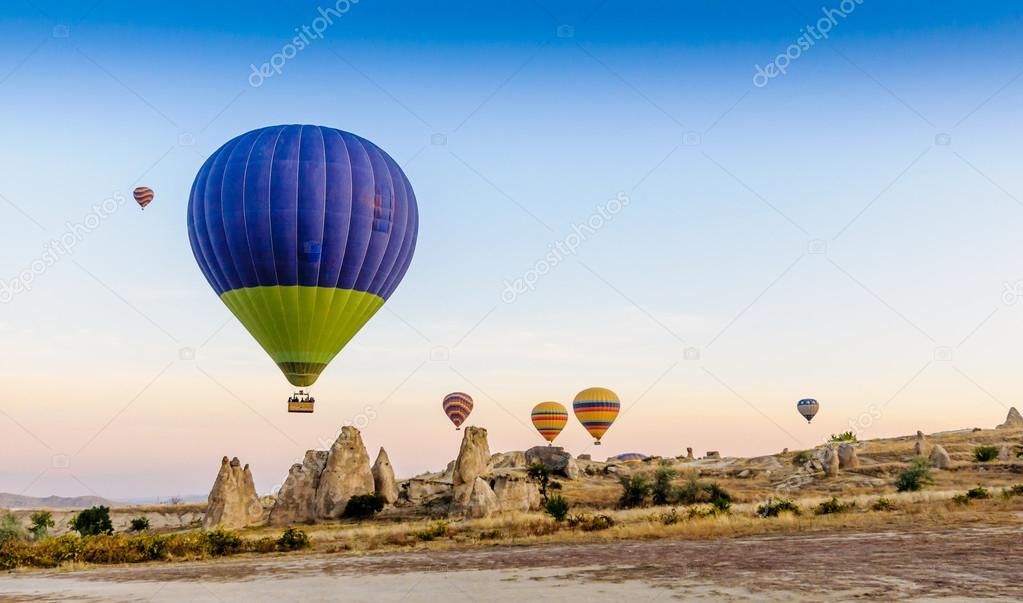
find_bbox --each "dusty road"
[1,526,1020,602]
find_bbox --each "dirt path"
[2,526,1020,601]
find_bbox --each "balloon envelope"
[443,392,473,429]
[797,398,819,423]
[610,452,646,462]
[573,387,620,444]
[187,125,419,388]
[531,401,568,443]
[133,186,154,209]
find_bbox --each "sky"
[1,1,1022,500]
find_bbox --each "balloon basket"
[287,391,315,414]
[594,441,601,445]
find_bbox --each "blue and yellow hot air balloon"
[573,387,620,445]
[187,125,419,413]
[443,392,473,430]
[531,401,568,445]
[797,398,819,423]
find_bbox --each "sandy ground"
[1,525,1020,602]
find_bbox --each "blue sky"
[1,1,1022,499]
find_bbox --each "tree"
[527,463,561,504]
[0,511,27,544]
[618,474,652,508]
[652,466,678,505]
[70,506,113,536]
[29,511,54,540]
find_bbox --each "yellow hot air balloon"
[531,401,568,445]
[572,387,620,445]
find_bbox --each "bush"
[791,451,812,466]
[28,511,54,541]
[830,431,857,442]
[1002,484,1023,499]
[674,474,732,511]
[343,494,385,519]
[276,527,310,551]
[974,446,999,462]
[956,485,991,504]
[659,507,680,525]
[896,458,933,492]
[543,494,570,522]
[618,475,652,508]
[652,467,678,506]
[952,493,970,505]
[0,512,28,545]
[414,521,448,541]
[872,497,897,511]
[129,517,150,533]
[70,506,113,536]
[814,496,853,515]
[756,498,801,518]
[705,483,733,512]
[206,527,242,556]
[567,513,615,531]
[527,463,561,504]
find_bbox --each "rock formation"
[686,447,694,460]
[837,444,860,469]
[999,445,1011,461]
[524,446,578,479]
[996,407,1023,429]
[270,427,374,526]
[577,454,591,461]
[490,451,526,468]
[822,447,840,477]
[452,426,491,508]
[465,477,498,519]
[914,431,927,456]
[372,447,399,504]
[705,451,721,459]
[492,474,541,512]
[929,444,951,469]
[203,456,263,530]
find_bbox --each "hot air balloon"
[442,392,473,430]
[187,125,419,413]
[610,452,646,462]
[133,186,154,209]
[797,398,819,423]
[531,401,568,445]
[573,387,620,445]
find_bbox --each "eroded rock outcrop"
[686,447,694,460]
[837,444,860,469]
[372,447,399,505]
[821,447,840,477]
[269,450,328,526]
[914,431,927,457]
[996,407,1023,429]
[929,444,951,469]
[492,474,541,513]
[316,426,375,518]
[524,446,578,479]
[452,426,492,509]
[705,451,721,459]
[465,477,498,519]
[203,456,263,530]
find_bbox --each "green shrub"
[791,451,812,465]
[343,493,385,519]
[415,521,448,541]
[205,527,242,556]
[28,511,54,541]
[974,446,999,462]
[652,466,678,505]
[814,496,853,515]
[659,507,680,525]
[829,431,857,442]
[966,485,991,500]
[129,517,150,533]
[756,498,801,518]
[706,483,733,512]
[0,512,27,544]
[1001,484,1023,499]
[543,495,570,522]
[617,475,652,508]
[896,458,933,492]
[276,527,310,551]
[567,513,615,531]
[872,497,897,511]
[673,474,732,511]
[69,506,113,536]
[952,493,970,505]
[527,463,562,504]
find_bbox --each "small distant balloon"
[797,398,819,423]
[443,392,473,430]
[133,186,154,210]
[610,452,646,462]
[531,401,568,445]
[573,387,620,445]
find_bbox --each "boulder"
[929,444,951,469]
[316,426,375,518]
[490,451,526,469]
[401,478,452,506]
[452,426,491,507]
[914,431,927,457]
[686,447,694,460]
[999,445,1011,461]
[464,477,498,519]
[492,475,541,512]
[372,447,400,505]
[203,456,263,530]
[996,407,1023,429]
[781,448,788,455]
[577,454,591,461]
[524,446,579,479]
[269,450,328,526]
[822,447,840,477]
[837,444,860,469]
[705,451,721,459]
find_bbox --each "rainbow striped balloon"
[442,392,473,430]
[133,186,154,209]
[610,452,646,462]
[531,401,568,444]
[573,387,620,445]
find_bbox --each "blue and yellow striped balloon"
[797,398,819,423]
[573,387,620,445]
[443,392,473,430]
[187,125,418,391]
[531,401,568,444]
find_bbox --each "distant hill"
[0,493,118,509]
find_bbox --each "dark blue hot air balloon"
[187,125,418,410]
